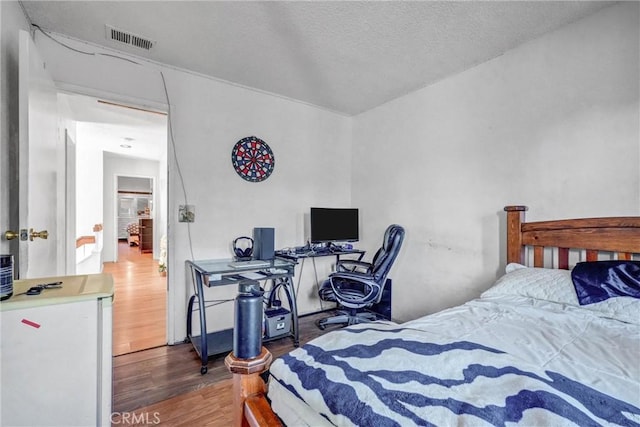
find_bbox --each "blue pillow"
[571,261,640,305]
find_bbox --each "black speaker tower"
[253,227,275,260]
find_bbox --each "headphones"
[233,236,254,259]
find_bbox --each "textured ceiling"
[21,1,613,116]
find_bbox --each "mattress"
[268,266,640,426]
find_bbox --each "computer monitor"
[310,207,359,243]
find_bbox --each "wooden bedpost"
[225,347,282,427]
[504,206,528,264]
[225,279,282,427]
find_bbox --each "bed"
[225,206,640,427]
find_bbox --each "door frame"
[63,129,76,275]
[18,30,62,278]
[113,174,156,263]
[57,85,172,344]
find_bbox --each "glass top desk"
[186,258,298,374]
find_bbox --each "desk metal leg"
[197,294,209,374]
[295,258,305,302]
[188,273,209,375]
[187,295,196,338]
[280,277,299,347]
[311,257,324,311]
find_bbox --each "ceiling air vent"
[105,25,155,51]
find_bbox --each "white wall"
[159,71,352,338]
[76,123,104,239]
[352,3,640,322]
[157,139,168,278]
[119,176,152,193]
[57,96,78,274]
[34,33,353,342]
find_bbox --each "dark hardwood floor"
[113,310,341,416]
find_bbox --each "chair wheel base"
[315,310,380,330]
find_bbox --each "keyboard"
[228,260,270,269]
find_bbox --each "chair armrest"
[330,271,374,281]
[336,260,372,273]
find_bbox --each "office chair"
[316,224,405,329]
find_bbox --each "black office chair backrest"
[370,224,405,283]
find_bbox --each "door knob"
[4,230,19,240]
[29,229,48,241]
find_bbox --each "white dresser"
[0,274,114,426]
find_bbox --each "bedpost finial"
[504,205,528,212]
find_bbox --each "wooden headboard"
[504,205,640,269]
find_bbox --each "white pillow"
[482,263,640,325]
[482,263,578,304]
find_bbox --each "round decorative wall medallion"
[231,136,275,182]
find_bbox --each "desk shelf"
[190,329,234,373]
[206,276,249,287]
[205,271,291,287]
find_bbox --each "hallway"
[103,241,167,356]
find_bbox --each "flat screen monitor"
[310,207,359,243]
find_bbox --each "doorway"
[60,92,169,355]
[116,176,154,258]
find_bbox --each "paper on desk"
[239,272,267,280]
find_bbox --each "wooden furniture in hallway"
[139,218,153,254]
[103,241,166,356]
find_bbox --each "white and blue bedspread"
[268,295,640,426]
